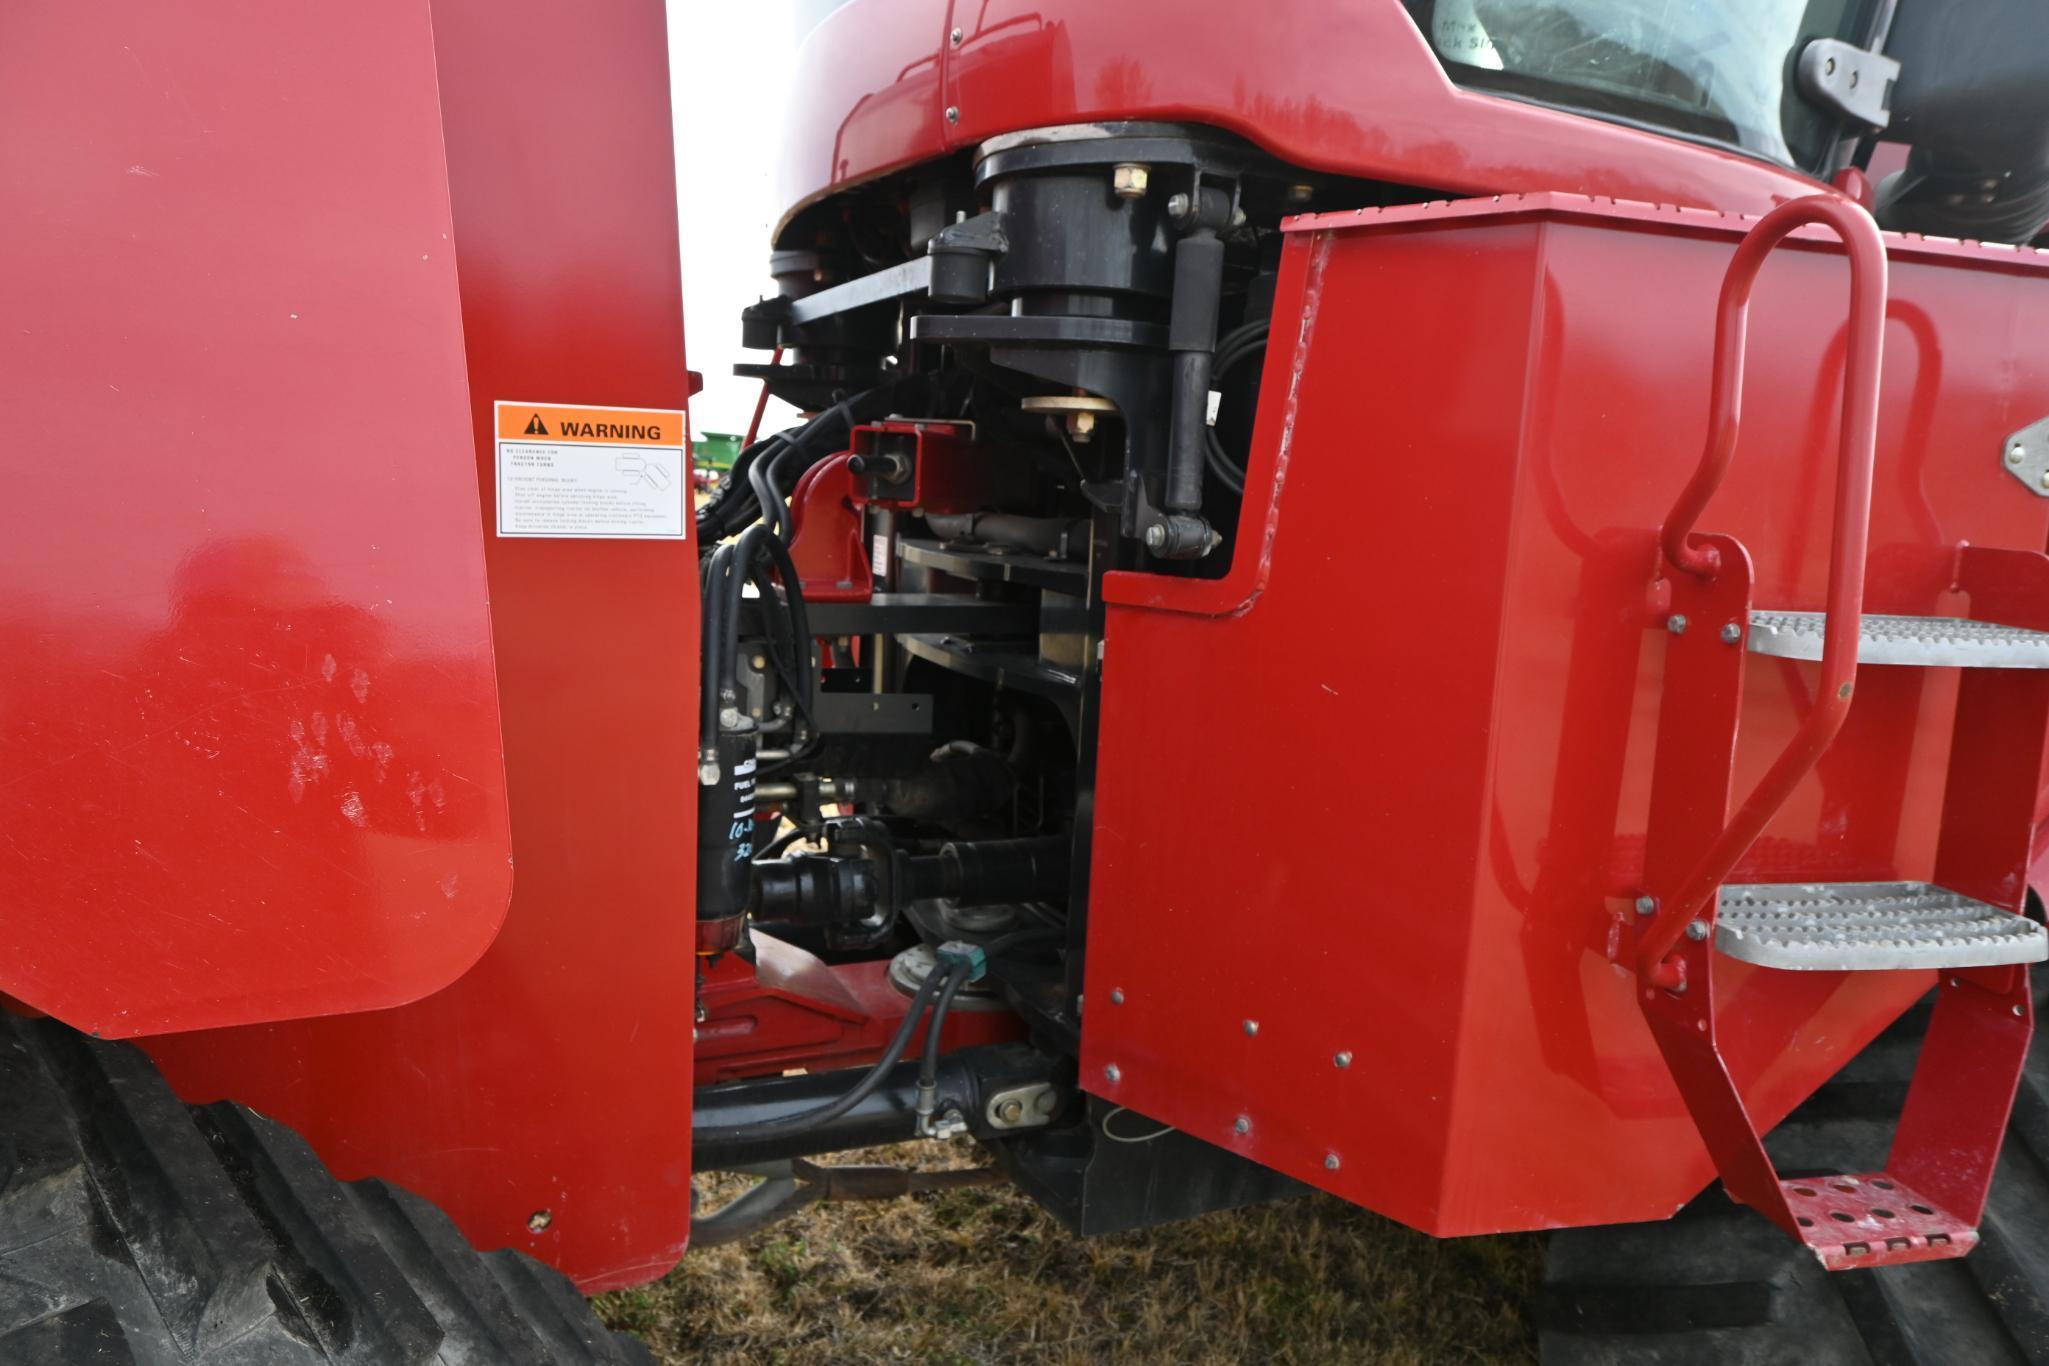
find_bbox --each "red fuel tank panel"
[1083,195,2049,1237]
[0,1,510,1036]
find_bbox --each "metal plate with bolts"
[2004,416,2049,496]
[985,1081,1063,1130]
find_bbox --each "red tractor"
[6,1,2049,1361]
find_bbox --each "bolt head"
[1111,163,1149,199]
[1634,895,1658,917]
[997,1099,1025,1124]
[527,1209,553,1233]
[1103,1063,1121,1083]
[1233,1115,1251,1135]
[1667,614,1689,635]
[1333,1050,1353,1069]
[949,25,963,44]
[1242,1019,1259,1037]
[1287,183,1315,204]
[944,105,960,124]
[2010,444,2026,465]
[1143,523,1167,550]
[1685,919,1709,942]
[1110,987,1126,1005]
[1166,192,1192,220]
[1720,622,1742,645]
[1324,1153,1341,1171]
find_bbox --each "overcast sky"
[668,0,802,439]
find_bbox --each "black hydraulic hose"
[919,962,971,1093]
[754,530,818,739]
[746,435,795,542]
[1203,319,1269,496]
[699,542,734,758]
[693,964,946,1145]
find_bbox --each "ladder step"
[1746,610,2049,667]
[1717,881,2048,971]
[1778,1173,1977,1270]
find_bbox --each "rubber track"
[0,1013,652,1365]
[1541,981,2049,1365]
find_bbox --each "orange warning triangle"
[524,412,548,436]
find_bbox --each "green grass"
[596,1143,1541,1365]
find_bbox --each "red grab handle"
[1642,196,1889,977]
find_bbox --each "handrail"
[1641,196,1889,978]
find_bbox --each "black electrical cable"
[692,966,946,1145]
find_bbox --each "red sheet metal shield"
[0,1,510,1036]
[1083,195,2049,1238]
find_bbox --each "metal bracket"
[984,1081,1063,1131]
[1798,38,1901,130]
[2003,415,2049,496]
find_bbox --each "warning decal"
[493,400,688,540]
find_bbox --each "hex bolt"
[949,25,963,45]
[1333,1050,1353,1069]
[1324,1153,1341,1171]
[1110,987,1126,1005]
[1720,622,1742,645]
[1667,614,1689,635]
[1104,1063,1121,1083]
[1685,919,1709,942]
[996,1098,1025,1124]
[1111,163,1149,199]
[1242,1019,1259,1037]
[944,105,960,124]
[1287,183,1315,204]
[1634,895,1658,917]
[1233,1115,1251,1135]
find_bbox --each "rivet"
[1242,1019,1259,1037]
[1686,919,1709,942]
[1667,614,1689,635]
[1333,1050,1353,1069]
[1720,622,1742,645]
[1104,1063,1121,1083]
[2009,444,2026,465]
[1110,987,1126,1005]
[1950,977,1963,988]
[945,105,960,124]
[2015,1004,2026,1018]
[1233,1114,1251,1135]
[949,25,963,44]
[1324,1152,1341,1171]
[1634,895,1658,917]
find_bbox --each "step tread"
[1778,1172,1976,1271]
[1717,881,2049,971]
[1747,611,2049,667]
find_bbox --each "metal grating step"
[1746,611,2049,667]
[1717,881,2049,971]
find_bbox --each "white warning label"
[493,400,689,539]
